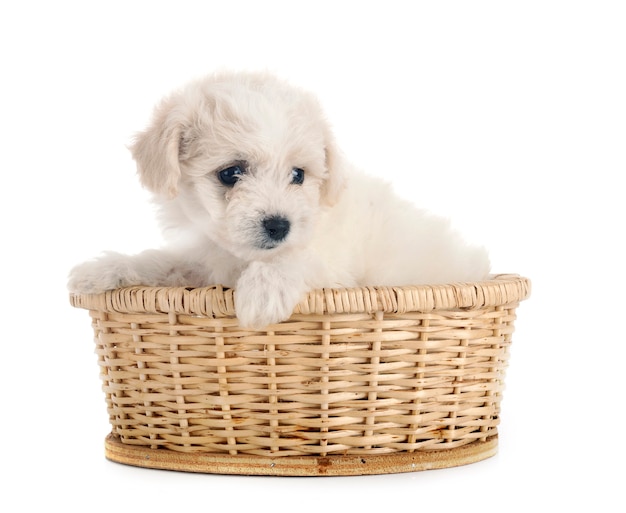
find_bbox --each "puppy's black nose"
[263,216,290,242]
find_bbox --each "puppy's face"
[131,72,345,261]
[178,106,329,261]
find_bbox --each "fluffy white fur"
[68,71,490,328]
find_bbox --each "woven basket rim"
[69,273,530,317]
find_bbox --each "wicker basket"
[70,274,530,476]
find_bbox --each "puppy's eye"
[291,168,305,185]
[218,164,246,187]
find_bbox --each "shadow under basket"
[70,274,530,476]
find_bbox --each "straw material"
[71,274,529,473]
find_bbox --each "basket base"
[104,434,498,476]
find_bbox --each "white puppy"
[68,71,490,328]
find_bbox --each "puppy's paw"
[67,252,142,294]
[235,261,306,329]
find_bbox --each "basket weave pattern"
[71,275,529,459]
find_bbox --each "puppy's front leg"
[68,249,207,294]
[235,259,308,329]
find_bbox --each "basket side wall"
[89,302,518,457]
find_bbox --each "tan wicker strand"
[72,274,529,474]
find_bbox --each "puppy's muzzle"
[262,215,290,244]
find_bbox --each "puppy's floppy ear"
[320,130,347,206]
[130,97,193,198]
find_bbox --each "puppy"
[68,71,490,328]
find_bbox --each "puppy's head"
[131,71,346,260]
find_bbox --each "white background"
[1,1,624,511]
